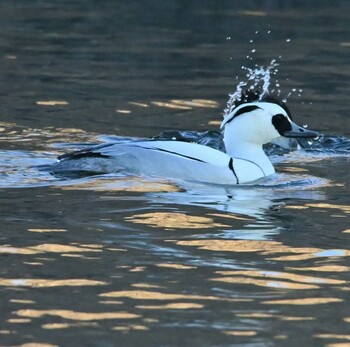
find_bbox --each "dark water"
[1,1,350,347]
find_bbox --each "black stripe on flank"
[149,147,206,162]
[225,105,262,125]
[229,158,239,184]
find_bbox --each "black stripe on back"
[58,143,115,161]
[225,105,261,126]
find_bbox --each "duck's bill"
[283,122,320,138]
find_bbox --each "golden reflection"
[211,276,319,290]
[343,229,350,233]
[209,213,252,221]
[315,334,350,340]
[0,330,13,335]
[125,212,230,229]
[7,318,31,323]
[285,206,309,210]
[136,303,204,310]
[115,109,131,114]
[29,244,103,253]
[279,316,315,321]
[236,313,274,318]
[100,290,251,303]
[0,246,38,255]
[236,313,315,321]
[132,283,162,289]
[143,318,159,323]
[23,262,43,266]
[42,322,98,329]
[171,239,350,262]
[129,266,146,272]
[0,278,106,287]
[274,335,288,340]
[237,10,267,16]
[11,344,58,347]
[15,309,140,321]
[286,265,350,272]
[112,324,149,331]
[172,239,318,254]
[151,101,192,110]
[344,318,350,323]
[215,270,345,285]
[36,101,69,106]
[129,101,149,107]
[151,99,218,110]
[170,99,218,108]
[306,203,350,214]
[59,177,180,193]
[106,247,127,252]
[282,166,309,173]
[0,243,106,255]
[10,299,35,304]
[27,228,67,233]
[223,330,257,336]
[208,120,221,126]
[262,298,342,305]
[155,263,197,270]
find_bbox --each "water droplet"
[282,98,287,103]
[292,88,296,92]
[226,36,231,40]
[286,38,291,42]
[249,39,254,43]
[267,30,271,34]
[250,49,256,53]
[299,89,303,93]
[255,30,259,34]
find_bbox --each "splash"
[224,59,280,117]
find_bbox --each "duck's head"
[221,90,319,147]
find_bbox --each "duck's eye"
[272,113,292,136]
[274,114,285,121]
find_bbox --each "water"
[1,1,350,347]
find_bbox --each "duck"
[50,91,319,185]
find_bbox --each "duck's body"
[51,92,319,185]
[55,140,268,184]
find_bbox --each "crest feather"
[233,90,293,119]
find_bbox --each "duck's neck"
[224,139,275,177]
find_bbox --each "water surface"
[0,1,350,347]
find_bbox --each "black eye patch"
[272,114,292,136]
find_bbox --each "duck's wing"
[86,140,231,167]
